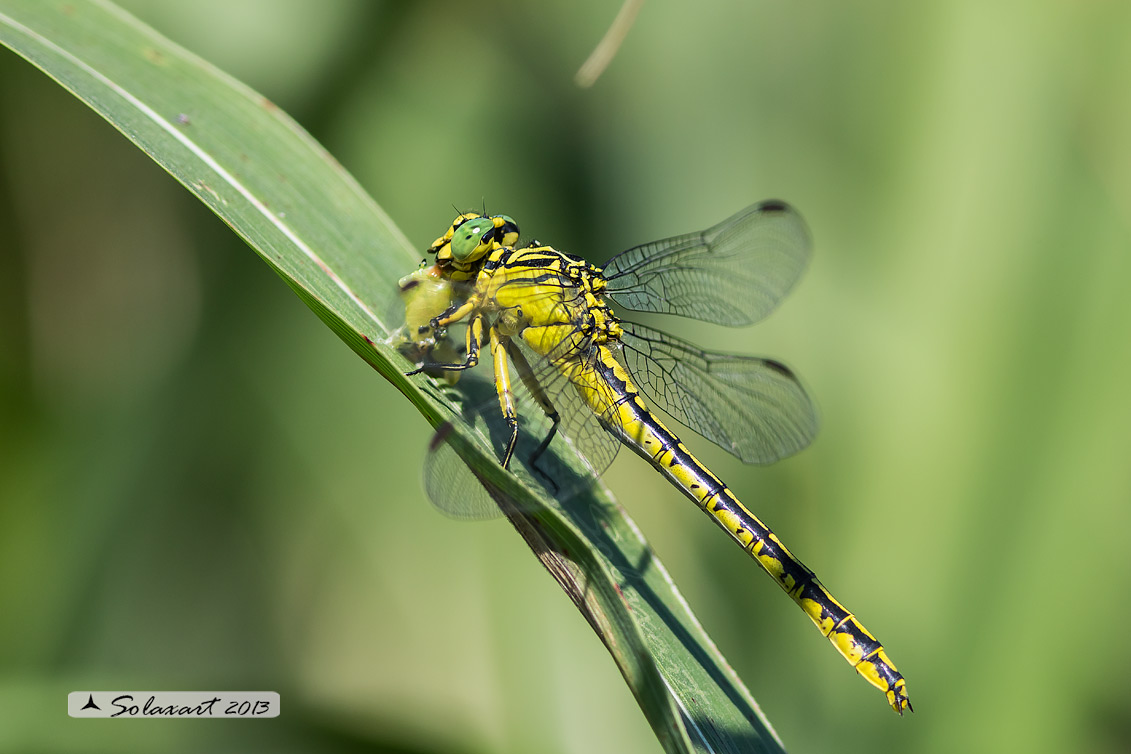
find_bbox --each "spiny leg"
[490,327,519,469]
[505,340,561,486]
[406,312,484,375]
[431,295,480,331]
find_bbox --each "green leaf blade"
[0,2,788,751]
[0,0,411,338]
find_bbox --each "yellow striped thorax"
[478,243,623,359]
[427,212,519,280]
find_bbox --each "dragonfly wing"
[603,200,811,326]
[618,321,818,464]
[423,421,506,520]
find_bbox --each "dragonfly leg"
[505,340,561,486]
[432,296,478,330]
[490,327,519,469]
[406,313,484,375]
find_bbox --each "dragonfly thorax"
[479,244,624,360]
[573,268,622,346]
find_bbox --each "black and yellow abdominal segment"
[564,336,910,713]
[587,351,910,713]
[400,201,911,714]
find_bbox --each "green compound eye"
[450,217,496,262]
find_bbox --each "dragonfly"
[399,201,911,714]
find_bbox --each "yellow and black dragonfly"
[399,201,911,714]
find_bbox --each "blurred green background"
[2,1,1130,752]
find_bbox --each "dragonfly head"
[428,212,520,268]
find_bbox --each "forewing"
[618,321,818,464]
[603,201,811,326]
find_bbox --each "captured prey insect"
[398,202,911,714]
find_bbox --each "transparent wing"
[423,422,504,520]
[603,200,811,326]
[618,321,818,464]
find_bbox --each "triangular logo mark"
[81,694,100,711]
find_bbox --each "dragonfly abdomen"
[588,350,911,713]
